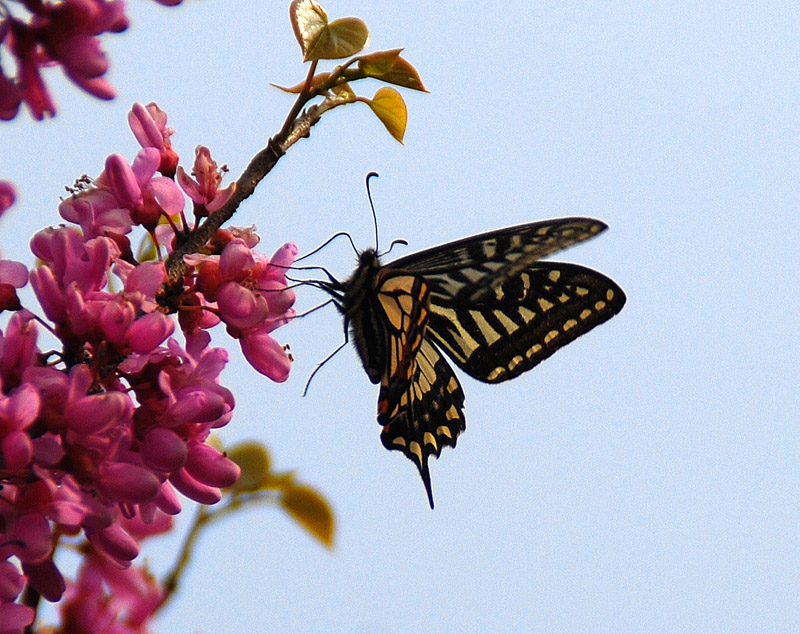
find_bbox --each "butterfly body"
[319,217,626,508]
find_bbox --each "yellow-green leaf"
[290,0,328,60]
[331,82,356,99]
[368,87,407,143]
[227,442,271,493]
[271,72,331,94]
[306,17,368,61]
[357,48,403,75]
[370,56,427,92]
[281,484,335,549]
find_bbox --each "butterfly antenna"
[295,231,358,262]
[303,338,349,397]
[378,238,408,259]
[366,171,380,251]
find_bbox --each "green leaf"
[227,442,271,493]
[368,87,407,143]
[281,484,335,549]
[306,17,369,61]
[290,1,368,61]
[290,0,328,60]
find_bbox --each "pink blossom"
[105,150,184,230]
[169,467,222,505]
[30,227,117,293]
[141,427,186,472]
[0,560,27,603]
[183,441,240,488]
[61,554,162,634]
[124,313,174,354]
[7,20,56,120]
[128,102,179,177]
[2,0,129,119]
[58,187,133,239]
[0,259,28,313]
[0,182,15,216]
[240,323,293,382]
[0,382,40,470]
[177,146,236,214]
[22,556,66,602]
[0,509,52,564]
[0,70,22,120]
[0,310,39,390]
[0,602,34,634]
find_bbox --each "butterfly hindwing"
[378,340,465,508]
[425,262,626,383]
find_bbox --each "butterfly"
[317,217,626,508]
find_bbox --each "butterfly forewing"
[391,217,608,303]
[333,216,626,508]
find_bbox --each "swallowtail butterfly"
[318,217,625,507]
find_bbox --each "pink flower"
[0,310,39,390]
[104,150,184,231]
[177,146,236,214]
[7,20,56,120]
[0,382,41,470]
[128,102,179,177]
[0,182,15,217]
[0,69,22,121]
[3,1,129,120]
[239,322,293,382]
[60,554,163,634]
[0,260,28,314]
[0,603,34,634]
[58,187,133,239]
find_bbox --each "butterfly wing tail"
[379,341,466,509]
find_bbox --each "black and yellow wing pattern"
[320,217,626,508]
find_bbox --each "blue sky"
[2,1,799,632]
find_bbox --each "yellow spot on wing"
[437,425,453,439]
[430,305,480,361]
[392,436,406,447]
[493,310,519,335]
[548,270,561,282]
[518,306,536,323]
[526,343,542,358]
[564,319,578,331]
[469,310,501,345]
[580,309,592,320]
[595,300,606,311]
[409,441,423,464]
[544,329,559,344]
[538,298,554,311]
[424,432,437,449]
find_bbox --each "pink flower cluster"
[0,1,179,121]
[0,103,295,632]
